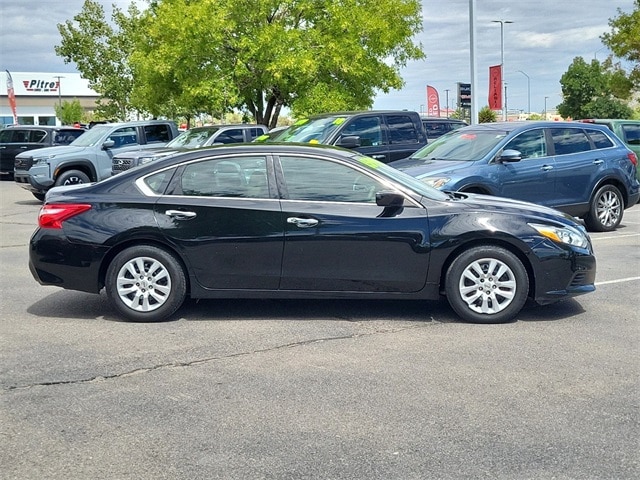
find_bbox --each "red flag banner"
[426,85,440,117]
[488,65,502,110]
[6,70,18,124]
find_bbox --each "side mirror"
[335,135,361,149]
[376,191,405,207]
[497,149,522,163]
[102,139,116,149]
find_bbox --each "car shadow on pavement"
[26,290,587,325]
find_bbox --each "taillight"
[38,204,92,229]
[627,152,638,167]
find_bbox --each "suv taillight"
[39,204,92,229]
[628,152,638,167]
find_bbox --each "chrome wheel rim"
[596,190,621,228]
[116,256,172,312]
[458,258,517,314]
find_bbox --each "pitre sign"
[22,79,60,93]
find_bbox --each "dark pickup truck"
[0,125,85,179]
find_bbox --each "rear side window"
[550,128,592,155]
[586,130,614,149]
[144,124,171,143]
[386,115,419,144]
[621,124,640,146]
[29,130,47,142]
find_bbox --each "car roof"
[2,125,84,130]
[456,121,614,132]
[305,110,419,119]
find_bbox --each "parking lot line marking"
[592,233,640,241]
[595,276,640,286]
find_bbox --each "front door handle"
[541,165,554,171]
[371,154,386,160]
[287,217,319,228]
[165,209,197,220]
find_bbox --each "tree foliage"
[478,106,497,123]
[601,0,640,90]
[55,0,142,120]
[130,0,424,127]
[54,99,84,125]
[557,57,633,119]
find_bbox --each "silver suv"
[15,120,179,200]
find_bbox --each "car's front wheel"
[105,245,187,322]
[445,246,529,324]
[584,184,623,232]
[55,169,91,187]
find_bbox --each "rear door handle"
[287,217,319,228]
[371,154,386,160]
[165,209,197,220]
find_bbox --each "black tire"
[105,245,187,322]
[54,169,91,187]
[445,246,529,324]
[584,184,623,232]
[32,192,46,202]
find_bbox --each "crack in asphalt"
[3,323,430,392]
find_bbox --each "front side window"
[280,156,386,203]
[166,127,219,148]
[550,128,592,155]
[215,129,245,144]
[504,128,547,159]
[177,156,268,198]
[341,116,384,147]
[387,115,419,144]
[109,127,139,148]
[0,130,14,142]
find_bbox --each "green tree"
[478,106,497,123]
[557,57,633,119]
[55,0,142,120]
[602,0,640,90]
[130,0,425,127]
[54,99,84,125]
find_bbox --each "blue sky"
[0,0,635,115]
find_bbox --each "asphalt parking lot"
[1,180,638,479]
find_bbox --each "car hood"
[391,157,478,178]
[448,191,579,225]
[16,145,89,159]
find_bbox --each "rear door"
[0,129,47,176]
[384,113,427,162]
[153,154,284,290]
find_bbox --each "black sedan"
[30,143,596,324]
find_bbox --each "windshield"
[166,127,219,148]
[70,124,112,147]
[271,116,347,143]
[354,154,449,201]
[412,129,508,161]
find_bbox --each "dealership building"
[1,72,99,127]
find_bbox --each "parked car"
[0,125,85,180]
[578,119,640,181]
[421,116,467,141]
[14,120,179,200]
[111,124,268,175]
[390,121,640,232]
[267,111,427,163]
[30,143,596,324]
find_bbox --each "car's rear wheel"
[105,245,187,322]
[584,184,623,232]
[55,169,91,187]
[445,246,528,324]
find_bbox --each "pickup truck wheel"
[55,169,90,187]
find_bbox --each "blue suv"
[390,121,640,231]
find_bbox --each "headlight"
[529,223,590,248]
[420,176,451,189]
[33,155,57,165]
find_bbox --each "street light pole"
[517,70,531,114]
[544,96,549,120]
[445,89,450,118]
[492,19,513,121]
[53,76,64,108]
